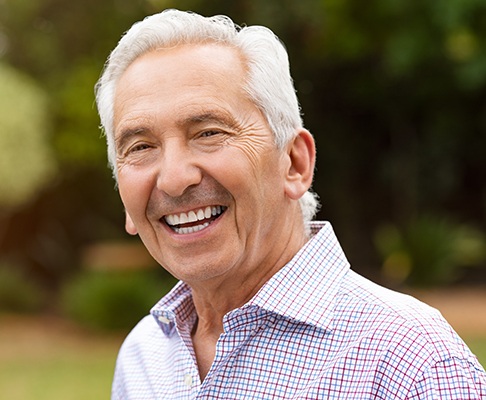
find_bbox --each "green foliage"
[375,216,486,286]
[54,61,107,166]
[62,269,176,331]
[0,263,45,313]
[0,63,56,209]
[1,0,486,285]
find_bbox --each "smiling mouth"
[163,205,227,234]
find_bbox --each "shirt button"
[184,373,193,387]
[157,315,171,324]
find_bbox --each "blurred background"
[0,0,485,398]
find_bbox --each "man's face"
[113,44,303,286]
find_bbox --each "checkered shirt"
[112,221,486,399]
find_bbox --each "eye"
[127,142,152,154]
[200,130,222,138]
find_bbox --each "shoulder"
[335,270,483,370]
[324,271,486,397]
[336,271,465,355]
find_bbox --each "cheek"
[220,141,280,184]
[232,137,268,172]
[117,169,152,217]
[224,151,286,214]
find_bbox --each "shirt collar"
[151,221,349,334]
[151,281,193,336]
[247,221,350,331]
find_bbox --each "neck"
[192,220,308,329]
[190,235,306,380]
[189,210,309,379]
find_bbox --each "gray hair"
[95,9,319,223]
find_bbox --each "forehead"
[113,44,250,132]
[116,44,248,99]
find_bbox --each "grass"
[0,314,123,400]
[466,337,486,368]
[0,355,116,399]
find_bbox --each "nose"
[156,138,202,197]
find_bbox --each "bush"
[62,269,177,331]
[375,216,486,287]
[0,263,45,313]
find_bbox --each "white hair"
[95,9,319,222]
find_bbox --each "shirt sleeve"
[406,356,486,399]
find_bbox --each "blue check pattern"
[112,222,486,399]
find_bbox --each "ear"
[284,129,316,200]
[125,211,138,235]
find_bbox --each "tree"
[0,0,485,286]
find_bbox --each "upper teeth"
[165,206,223,226]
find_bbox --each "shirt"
[112,221,486,399]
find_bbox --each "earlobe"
[284,129,316,200]
[125,211,138,235]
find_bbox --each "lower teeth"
[174,222,210,234]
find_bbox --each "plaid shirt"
[112,222,486,399]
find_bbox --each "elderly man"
[96,9,486,399]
